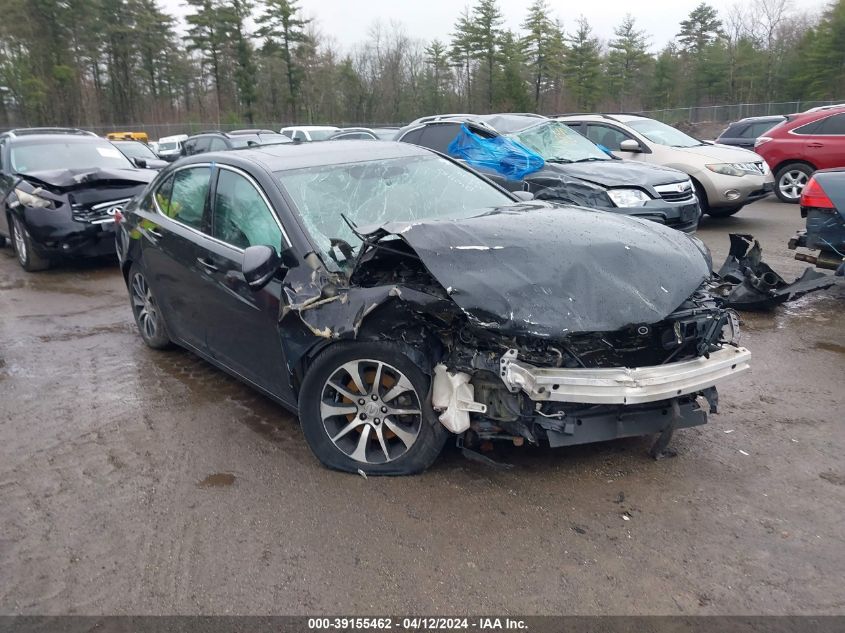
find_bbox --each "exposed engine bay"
[276,205,759,454]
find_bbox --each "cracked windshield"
[276,154,513,266]
[510,121,611,163]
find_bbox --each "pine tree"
[424,40,451,113]
[605,15,650,109]
[677,3,724,54]
[256,0,311,120]
[521,0,556,110]
[563,17,602,110]
[450,8,475,110]
[468,0,504,112]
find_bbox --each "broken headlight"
[13,187,55,209]
[607,188,651,208]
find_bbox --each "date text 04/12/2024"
[307,618,528,630]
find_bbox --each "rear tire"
[298,342,449,475]
[707,205,744,218]
[11,216,50,272]
[128,263,173,349]
[775,163,813,203]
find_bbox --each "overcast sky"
[160,0,827,53]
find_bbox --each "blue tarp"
[446,124,545,181]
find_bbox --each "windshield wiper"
[545,158,573,164]
[571,157,608,163]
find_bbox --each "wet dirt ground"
[1,200,843,615]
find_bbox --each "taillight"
[800,177,835,209]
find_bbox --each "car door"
[806,113,845,170]
[136,165,214,352]
[199,165,293,401]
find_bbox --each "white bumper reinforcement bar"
[499,346,751,405]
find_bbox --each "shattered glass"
[275,155,513,266]
[509,121,611,163]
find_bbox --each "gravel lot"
[0,199,843,615]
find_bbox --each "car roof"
[3,133,113,144]
[190,140,432,172]
[734,115,786,123]
[280,125,340,131]
[408,113,547,134]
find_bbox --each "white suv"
[557,114,774,217]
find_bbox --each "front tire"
[298,342,449,475]
[11,216,50,271]
[129,264,172,349]
[775,163,813,203]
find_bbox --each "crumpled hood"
[668,144,764,162]
[368,203,711,337]
[19,167,155,190]
[542,159,688,188]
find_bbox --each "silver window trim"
[150,162,290,254]
[213,164,291,251]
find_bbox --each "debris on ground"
[713,234,835,310]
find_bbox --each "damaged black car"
[0,128,155,271]
[117,141,751,475]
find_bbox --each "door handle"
[146,227,163,238]
[807,142,824,148]
[196,257,219,272]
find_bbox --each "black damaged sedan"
[0,128,154,271]
[116,141,750,475]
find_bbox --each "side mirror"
[242,245,282,290]
[512,190,534,201]
[619,139,641,153]
[133,157,148,168]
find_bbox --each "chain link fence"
[636,100,845,125]
[4,101,844,139]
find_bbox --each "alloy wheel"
[320,359,423,464]
[778,170,808,201]
[131,273,160,340]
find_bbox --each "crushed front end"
[432,284,749,451]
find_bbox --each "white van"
[156,134,189,162]
[279,126,340,142]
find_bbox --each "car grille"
[654,181,695,203]
[72,198,132,224]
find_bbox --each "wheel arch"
[772,159,816,177]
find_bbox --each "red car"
[755,106,845,203]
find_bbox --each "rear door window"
[398,127,424,145]
[156,167,211,231]
[192,137,212,154]
[208,137,228,151]
[212,169,283,250]
[419,123,462,153]
[817,113,845,135]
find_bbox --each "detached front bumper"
[499,345,751,405]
